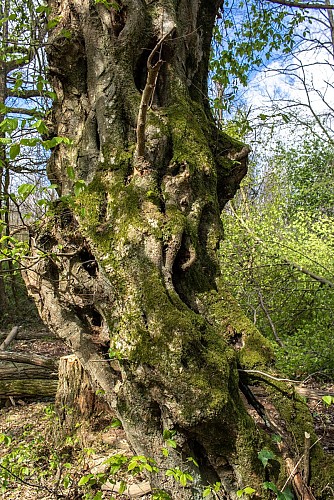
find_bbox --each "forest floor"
[0,326,334,499]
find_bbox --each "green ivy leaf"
[258,449,275,468]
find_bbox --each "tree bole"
[22,0,334,498]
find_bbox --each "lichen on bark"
[22,0,334,498]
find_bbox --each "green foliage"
[258,449,276,468]
[237,485,256,497]
[220,136,334,377]
[203,482,222,497]
[263,482,294,500]
[322,395,334,407]
[211,0,305,106]
[165,467,193,487]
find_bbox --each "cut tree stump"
[55,354,110,433]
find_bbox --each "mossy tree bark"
[23,1,333,498]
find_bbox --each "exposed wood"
[103,480,151,497]
[55,355,110,432]
[0,351,58,370]
[0,379,58,397]
[283,454,316,500]
[285,260,334,288]
[304,432,311,486]
[0,326,19,350]
[295,386,334,399]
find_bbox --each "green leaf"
[243,487,256,495]
[180,473,188,487]
[110,418,122,428]
[322,395,333,406]
[263,481,279,493]
[162,448,169,457]
[67,166,75,180]
[20,138,39,147]
[0,138,11,145]
[9,143,20,159]
[119,480,127,494]
[17,183,35,198]
[186,456,199,467]
[0,117,18,133]
[237,486,256,497]
[258,449,275,468]
[166,439,177,449]
[203,487,211,497]
[33,119,48,134]
[47,16,61,29]
[78,474,93,486]
[74,180,87,196]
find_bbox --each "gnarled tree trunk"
[23,1,333,498]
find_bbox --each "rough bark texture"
[23,0,333,498]
[0,379,58,397]
[55,354,109,433]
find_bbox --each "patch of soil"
[14,338,70,358]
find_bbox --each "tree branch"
[6,106,39,116]
[6,88,43,98]
[265,0,334,9]
[0,326,19,351]
[285,260,334,287]
[135,28,175,162]
[257,289,285,347]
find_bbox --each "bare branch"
[0,326,19,350]
[285,260,334,287]
[6,106,40,116]
[257,289,285,347]
[265,0,334,10]
[135,28,175,162]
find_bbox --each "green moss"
[265,383,334,495]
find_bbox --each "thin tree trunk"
[0,0,9,314]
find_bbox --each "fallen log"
[0,351,58,370]
[0,362,58,380]
[0,379,58,397]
